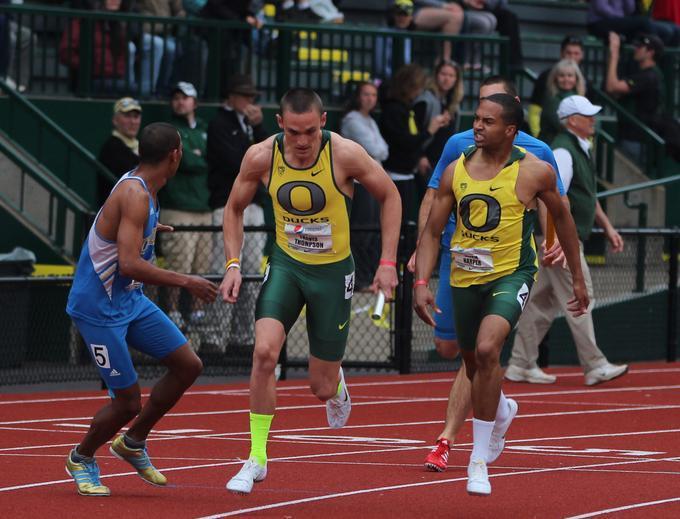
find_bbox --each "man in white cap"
[161,81,212,330]
[506,95,629,386]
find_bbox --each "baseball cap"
[172,81,198,98]
[557,95,602,119]
[393,0,414,15]
[633,33,664,58]
[113,97,141,114]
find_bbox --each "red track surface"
[2,362,680,518]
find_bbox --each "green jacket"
[160,114,211,212]
[539,89,576,145]
[551,130,596,241]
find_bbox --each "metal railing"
[597,174,680,293]
[0,4,509,105]
[0,134,93,262]
[2,224,680,385]
[0,79,116,204]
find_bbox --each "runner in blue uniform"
[65,122,217,497]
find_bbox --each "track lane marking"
[3,383,680,426]
[2,367,680,406]
[2,427,679,493]
[566,496,680,518]
[196,456,680,518]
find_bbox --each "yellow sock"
[248,412,274,466]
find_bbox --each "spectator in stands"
[341,81,389,290]
[529,35,584,138]
[201,0,262,28]
[605,32,663,162]
[411,0,464,62]
[538,59,586,145]
[207,73,268,345]
[97,97,142,205]
[0,1,9,82]
[160,81,211,330]
[137,0,185,96]
[379,63,448,223]
[507,95,628,387]
[646,0,680,47]
[461,0,522,70]
[59,0,137,94]
[587,0,652,43]
[374,0,417,80]
[2,0,34,92]
[278,0,345,23]
[414,59,463,172]
[200,1,261,93]
[171,0,209,95]
[458,1,496,72]
[341,81,389,163]
[653,0,680,26]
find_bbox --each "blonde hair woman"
[539,59,587,143]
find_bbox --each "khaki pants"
[509,242,608,373]
[160,209,212,274]
[207,204,266,349]
[211,204,265,274]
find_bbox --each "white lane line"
[0,445,424,493]
[565,496,680,518]
[0,389,251,406]
[3,412,680,455]
[195,456,676,519]
[4,382,680,427]
[3,367,680,406]
[2,427,678,495]
[0,379,455,406]
[517,399,663,408]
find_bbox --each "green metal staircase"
[0,80,116,263]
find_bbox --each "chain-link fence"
[1,228,679,385]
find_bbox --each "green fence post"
[77,17,93,97]
[276,28,292,100]
[625,193,648,293]
[204,26,222,101]
[668,230,679,362]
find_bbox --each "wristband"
[379,259,397,267]
[414,279,428,287]
[225,257,241,271]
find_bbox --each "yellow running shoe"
[109,435,167,486]
[65,450,111,497]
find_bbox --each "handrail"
[591,87,665,146]
[0,134,93,215]
[596,173,680,293]
[0,4,508,42]
[0,3,510,104]
[0,79,117,187]
[596,173,680,200]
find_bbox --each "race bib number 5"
[90,344,111,368]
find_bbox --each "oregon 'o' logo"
[277,181,326,216]
[459,194,501,233]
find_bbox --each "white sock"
[470,418,495,462]
[282,0,294,9]
[495,391,510,423]
[297,1,311,9]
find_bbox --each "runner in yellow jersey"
[414,93,589,496]
[220,88,402,494]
